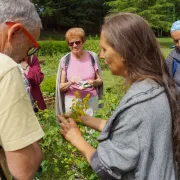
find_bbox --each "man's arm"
[0,67,44,179]
[5,142,42,180]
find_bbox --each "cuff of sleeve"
[90,151,122,180]
[3,128,44,151]
[90,151,103,172]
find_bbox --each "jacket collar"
[98,79,165,140]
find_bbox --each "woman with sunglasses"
[166,20,180,102]
[58,13,180,179]
[56,28,103,116]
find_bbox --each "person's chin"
[72,48,81,53]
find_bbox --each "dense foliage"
[32,0,109,34]
[106,0,180,35]
[32,0,180,36]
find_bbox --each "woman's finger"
[68,118,79,128]
[60,129,66,136]
[60,122,66,128]
[57,115,69,124]
[64,111,72,118]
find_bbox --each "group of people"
[1,0,180,180]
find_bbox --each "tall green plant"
[106,0,180,34]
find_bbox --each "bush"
[84,40,100,54]
[38,41,69,56]
[41,75,56,96]
[38,40,101,56]
[36,86,123,180]
[157,38,173,48]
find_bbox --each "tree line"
[32,0,180,36]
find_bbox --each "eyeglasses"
[174,39,180,44]
[5,21,40,56]
[68,41,81,47]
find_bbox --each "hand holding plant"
[71,91,91,122]
[58,115,83,146]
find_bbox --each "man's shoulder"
[0,53,17,79]
[169,48,180,60]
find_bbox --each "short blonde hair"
[65,28,86,43]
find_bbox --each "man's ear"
[7,23,23,42]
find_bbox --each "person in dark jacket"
[166,20,180,96]
[21,54,46,110]
[58,13,180,180]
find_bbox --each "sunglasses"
[174,39,180,44]
[5,21,40,56]
[68,41,81,47]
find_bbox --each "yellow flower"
[75,91,79,99]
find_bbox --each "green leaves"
[32,0,108,33]
[106,0,180,33]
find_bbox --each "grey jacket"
[166,47,180,94]
[55,50,103,119]
[90,79,177,180]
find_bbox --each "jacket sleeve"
[90,108,140,179]
[165,51,180,94]
[166,52,173,77]
[26,55,44,87]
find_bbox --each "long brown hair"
[102,12,180,171]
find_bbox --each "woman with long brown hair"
[58,13,180,179]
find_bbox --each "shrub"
[38,40,101,56]
[36,85,123,180]
[38,41,69,56]
[84,40,100,54]
[41,75,56,96]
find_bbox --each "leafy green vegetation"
[33,0,180,36]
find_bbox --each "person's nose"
[73,42,78,47]
[177,40,180,48]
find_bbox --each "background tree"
[106,0,180,36]
[32,0,109,34]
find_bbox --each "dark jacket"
[166,47,180,94]
[26,55,46,110]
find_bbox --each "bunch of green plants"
[35,109,67,179]
[34,108,99,179]
[71,91,90,123]
[38,41,69,56]
[41,75,56,96]
[40,53,63,96]
[84,40,100,54]
[35,82,125,180]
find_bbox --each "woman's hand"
[70,76,81,84]
[58,115,82,145]
[88,79,94,86]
